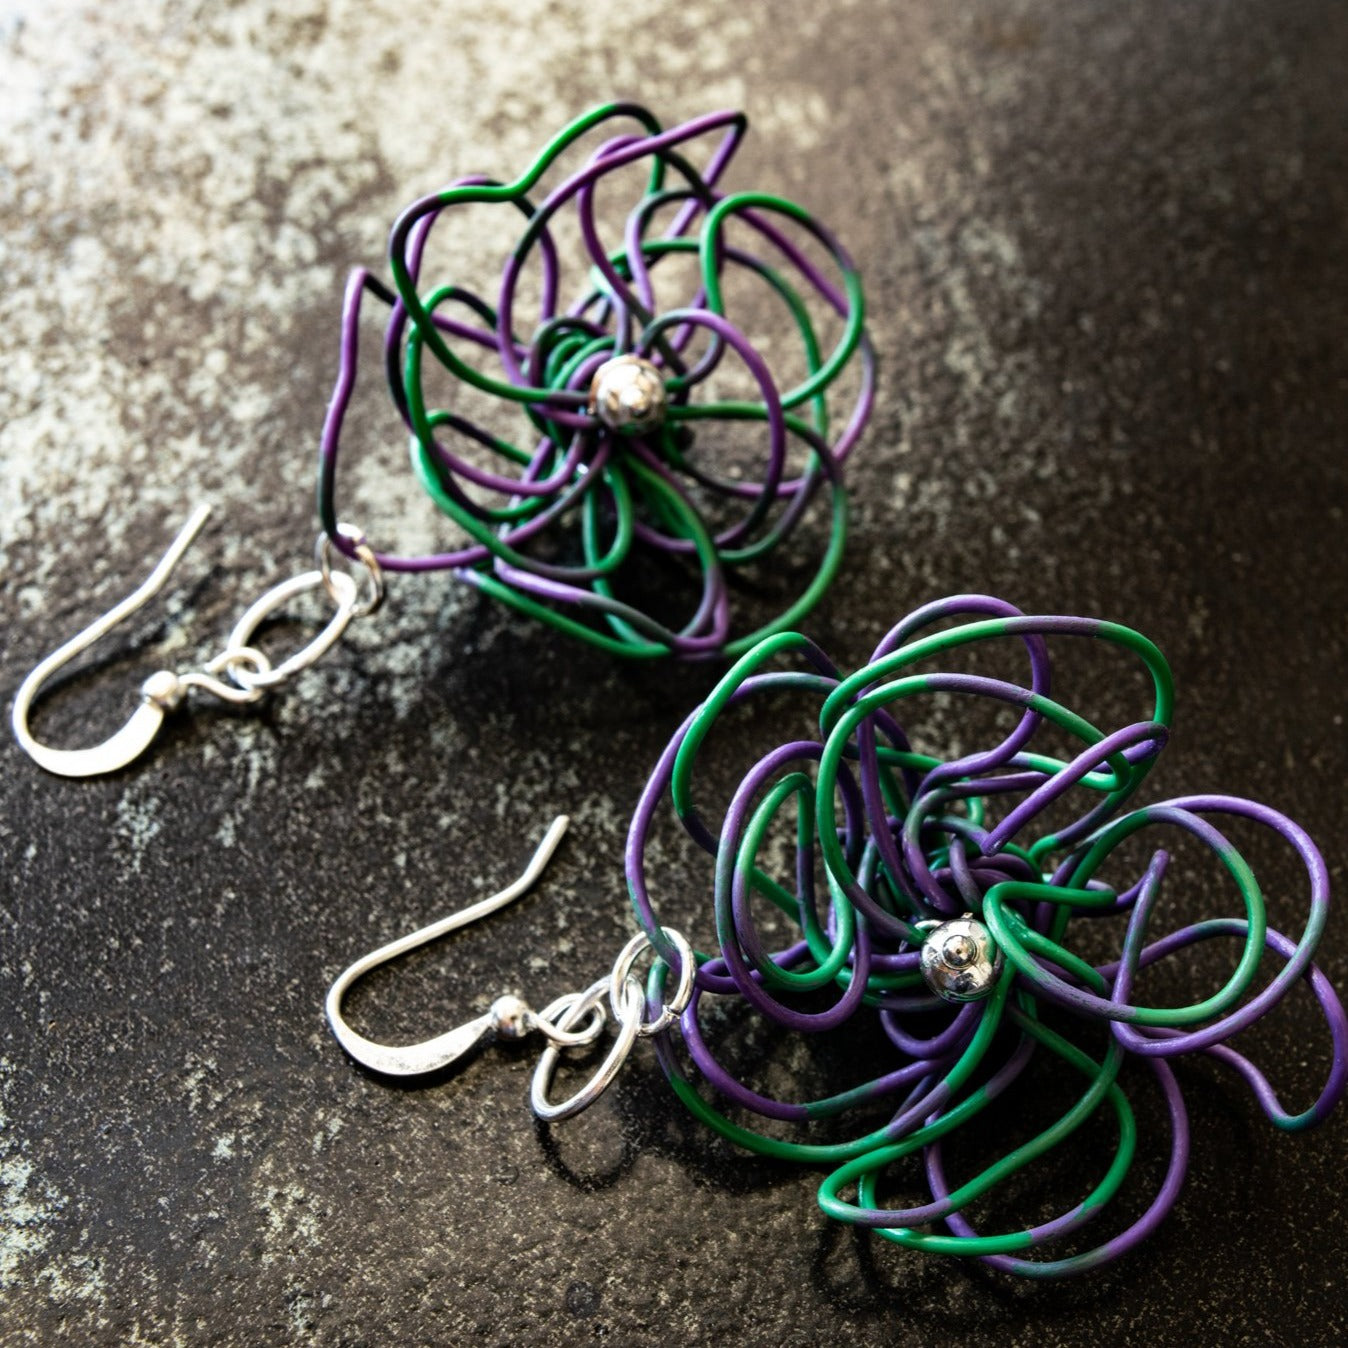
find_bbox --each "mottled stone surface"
[2,0,1346,1343]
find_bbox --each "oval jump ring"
[224,569,358,691]
[530,976,644,1122]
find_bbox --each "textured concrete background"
[2,0,1346,1343]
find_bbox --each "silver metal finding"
[608,928,697,1037]
[588,354,668,434]
[325,812,696,1121]
[325,815,574,1077]
[317,524,385,619]
[12,505,213,778]
[531,976,645,1122]
[917,914,1003,1003]
[219,569,359,692]
[530,926,696,1121]
[11,505,384,777]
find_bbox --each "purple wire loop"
[625,592,1347,1274]
[314,104,874,657]
[926,1053,1193,1279]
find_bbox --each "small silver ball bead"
[589,355,667,434]
[919,916,1003,1004]
[489,995,536,1040]
[141,669,186,712]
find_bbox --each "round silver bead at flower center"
[589,354,668,435]
[918,915,1003,1003]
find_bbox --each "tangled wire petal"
[317,102,874,658]
[626,594,1348,1276]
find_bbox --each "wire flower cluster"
[318,103,873,658]
[626,594,1347,1276]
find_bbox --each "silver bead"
[589,355,667,434]
[489,994,537,1040]
[140,669,186,712]
[919,916,1003,1003]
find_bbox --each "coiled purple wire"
[315,104,874,657]
[623,593,1347,1274]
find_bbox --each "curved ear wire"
[12,508,384,778]
[11,506,217,778]
[325,816,572,1077]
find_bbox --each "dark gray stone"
[1,1,1345,1343]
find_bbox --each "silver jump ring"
[223,570,358,692]
[608,927,696,1038]
[530,976,644,1122]
[317,523,385,619]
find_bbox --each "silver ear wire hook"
[12,506,383,778]
[12,505,216,778]
[325,813,697,1121]
[324,815,579,1077]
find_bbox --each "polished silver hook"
[325,815,583,1077]
[12,506,217,777]
[325,810,698,1122]
[12,506,383,778]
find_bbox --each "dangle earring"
[12,101,1342,1282]
[13,101,872,775]
[327,593,1346,1279]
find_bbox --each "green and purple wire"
[317,103,873,658]
[308,105,1341,1273]
[624,593,1347,1276]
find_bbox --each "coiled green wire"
[317,103,875,658]
[624,596,1346,1274]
